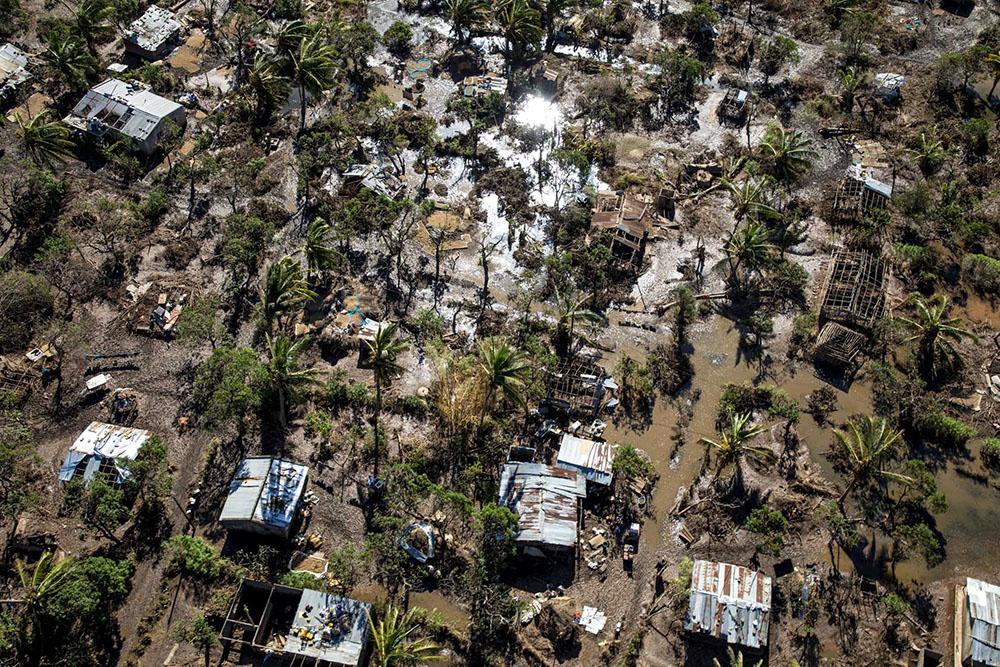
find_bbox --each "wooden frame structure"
[813,322,867,367]
[831,175,890,224]
[818,251,887,331]
[545,357,608,418]
[718,88,750,125]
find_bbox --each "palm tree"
[832,415,909,509]
[494,0,542,76]
[64,0,114,55]
[725,176,776,222]
[758,124,816,185]
[446,0,488,45]
[540,0,573,51]
[477,337,530,434]
[259,256,318,331]
[908,130,949,175]
[273,19,309,57]
[366,323,408,477]
[553,288,604,356]
[895,294,976,382]
[367,605,441,666]
[302,218,340,284]
[837,66,869,114]
[16,110,75,167]
[723,221,774,290]
[15,552,76,663]
[700,411,773,493]
[265,335,319,428]
[245,52,289,121]
[288,33,339,130]
[985,48,1000,100]
[43,36,94,95]
[712,647,762,667]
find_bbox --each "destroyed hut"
[718,88,750,125]
[219,457,309,539]
[0,43,31,102]
[64,79,186,154]
[545,357,612,418]
[220,580,372,667]
[684,559,772,652]
[122,5,181,60]
[499,463,586,559]
[58,421,152,486]
[959,577,1000,667]
[830,172,892,225]
[589,190,653,269]
[813,250,887,367]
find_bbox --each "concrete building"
[685,559,772,652]
[123,5,182,60]
[58,421,153,486]
[219,457,309,539]
[64,79,185,154]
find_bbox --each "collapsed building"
[589,190,652,268]
[64,79,186,154]
[0,43,31,103]
[958,577,1000,667]
[220,579,372,667]
[544,356,613,419]
[342,163,405,200]
[684,559,772,652]
[122,5,182,60]
[556,434,614,486]
[58,421,153,486]
[718,88,750,125]
[499,463,586,559]
[813,250,888,368]
[219,457,309,539]
[460,73,507,98]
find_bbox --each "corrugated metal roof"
[220,457,308,533]
[65,79,182,142]
[684,560,772,649]
[556,435,614,485]
[283,588,372,665]
[0,43,31,96]
[967,578,1000,666]
[498,463,586,549]
[58,421,152,484]
[123,5,181,54]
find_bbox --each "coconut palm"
[494,0,543,75]
[273,18,309,57]
[832,415,909,509]
[366,323,408,477]
[43,35,94,94]
[477,337,530,433]
[837,66,869,114]
[725,176,776,222]
[245,52,289,121]
[367,605,441,667]
[712,648,762,667]
[553,288,604,356]
[15,552,77,662]
[758,124,816,185]
[723,221,774,290]
[302,218,340,284]
[895,294,976,382]
[265,335,319,428]
[259,256,318,331]
[64,0,114,55]
[446,0,488,45]
[540,0,573,51]
[700,411,773,493]
[16,110,75,167]
[908,130,949,175]
[287,32,339,130]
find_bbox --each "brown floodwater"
[602,315,1000,587]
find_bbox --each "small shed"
[58,421,152,485]
[718,88,750,125]
[123,5,182,60]
[831,173,891,224]
[685,559,772,651]
[874,72,905,102]
[342,163,405,200]
[961,577,1000,666]
[556,434,614,486]
[813,321,867,368]
[221,580,372,667]
[817,250,887,331]
[460,74,507,98]
[219,457,309,538]
[499,463,586,556]
[63,79,186,154]
[0,43,31,102]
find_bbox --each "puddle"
[514,94,561,130]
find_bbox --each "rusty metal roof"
[966,578,1000,666]
[556,435,614,485]
[498,463,586,549]
[685,560,772,649]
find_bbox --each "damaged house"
[830,166,892,225]
[64,79,186,154]
[219,457,309,539]
[460,73,507,98]
[544,356,613,418]
[958,577,1000,667]
[718,88,750,125]
[123,5,182,60]
[556,434,614,486]
[499,463,586,559]
[588,190,654,269]
[220,579,372,667]
[813,250,888,368]
[0,43,31,103]
[685,559,772,653]
[342,163,405,200]
[58,421,152,486]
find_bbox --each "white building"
[64,79,185,154]
[0,43,31,102]
[123,5,182,60]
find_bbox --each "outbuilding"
[684,559,772,652]
[499,463,586,558]
[64,79,186,154]
[556,434,614,486]
[219,457,309,539]
[58,421,152,485]
[958,577,1000,666]
[0,43,31,102]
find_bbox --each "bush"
[0,271,53,352]
[981,438,1000,473]
[745,506,789,556]
[383,20,413,58]
[613,445,655,480]
[719,382,799,423]
[915,410,976,448]
[279,570,328,591]
[163,535,225,581]
[962,254,1000,294]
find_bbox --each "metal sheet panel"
[499,463,586,549]
[967,578,1000,666]
[686,560,772,649]
[556,435,614,485]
